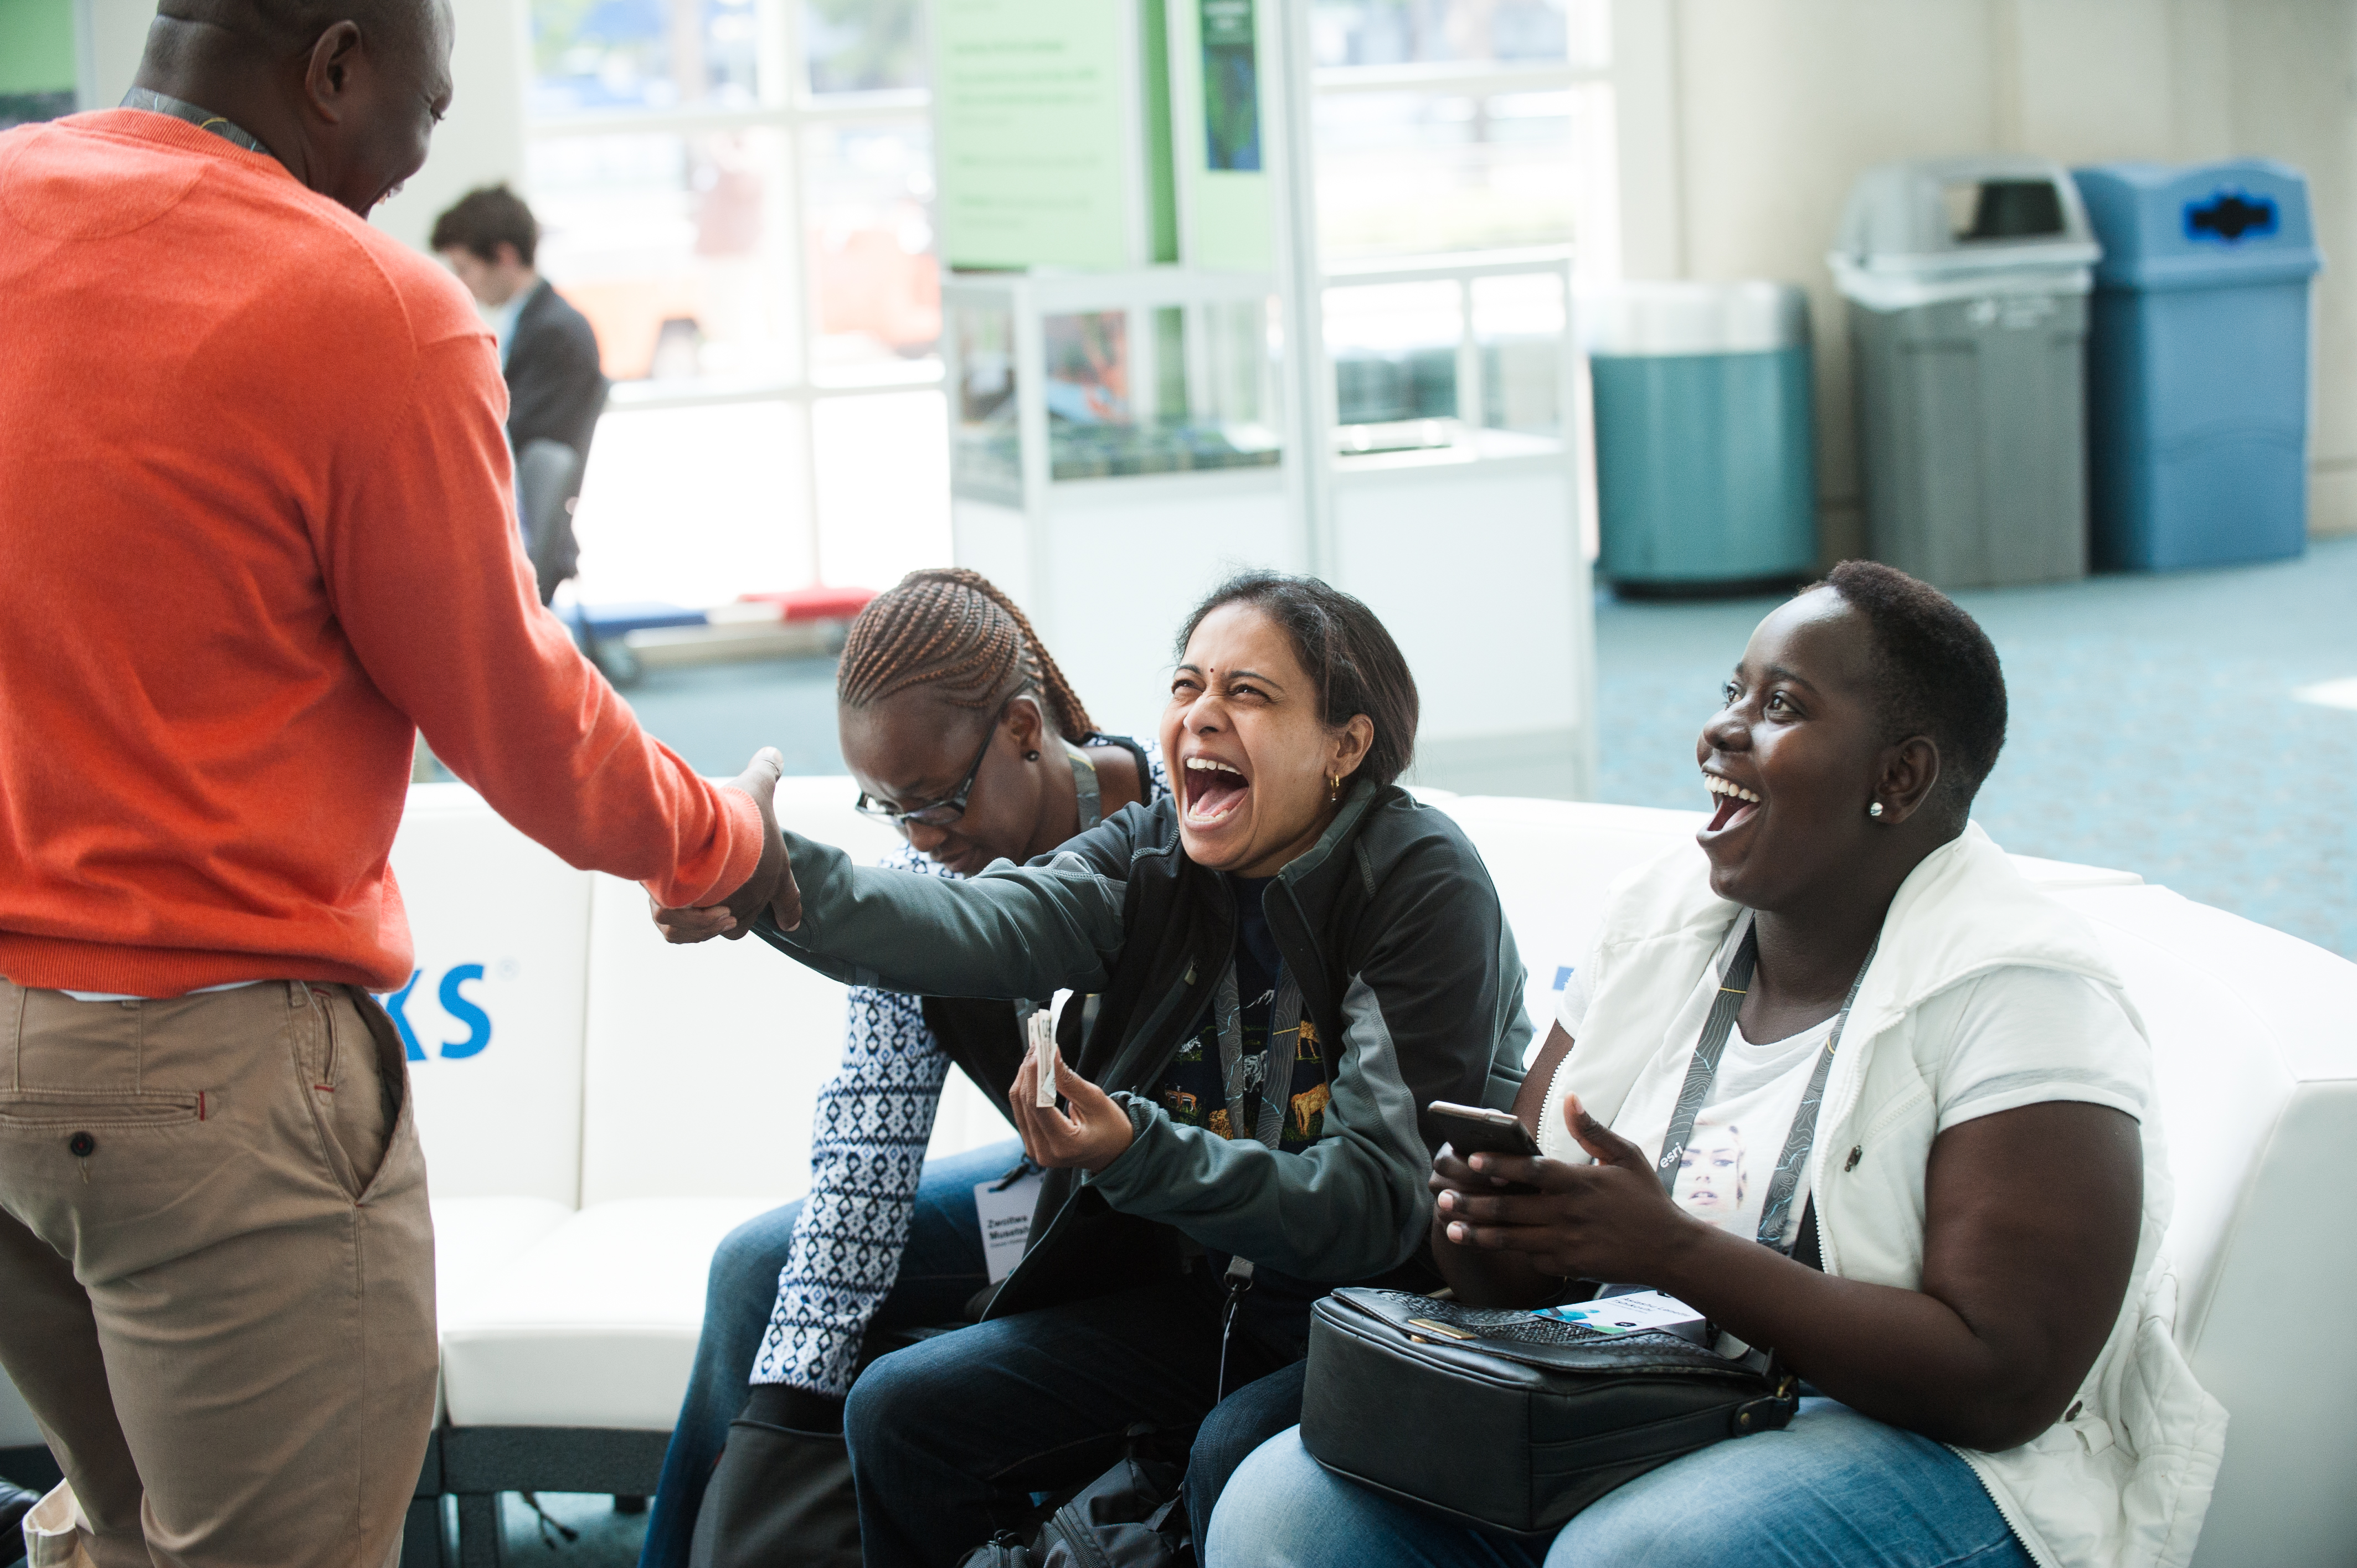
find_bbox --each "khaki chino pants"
[0,980,438,1568]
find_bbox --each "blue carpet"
[620,538,2357,962]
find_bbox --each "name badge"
[974,1170,1044,1283]
[1532,1290,1707,1339]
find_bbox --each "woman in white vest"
[1208,562,2224,1568]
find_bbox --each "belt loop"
[5,981,23,1094]
[287,981,306,1009]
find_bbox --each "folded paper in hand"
[1028,1008,1058,1107]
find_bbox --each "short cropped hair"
[430,185,539,267]
[1175,572,1420,788]
[159,0,430,52]
[1815,560,2008,809]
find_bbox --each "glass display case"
[943,268,1283,505]
[940,267,1295,735]
[1319,246,1595,800]
[1323,246,1577,461]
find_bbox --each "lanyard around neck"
[1211,958,1304,1152]
[122,89,269,157]
[1654,914,1876,1253]
[1062,739,1103,831]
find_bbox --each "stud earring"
[1024,749,1041,762]
[1867,801,1885,819]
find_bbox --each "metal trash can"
[2073,158,2324,570]
[1583,282,1818,592]
[1831,156,2101,588]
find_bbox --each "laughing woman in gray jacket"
[656,571,1531,1565]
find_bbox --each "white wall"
[1609,0,2357,556]
[83,0,528,258]
[85,0,146,109]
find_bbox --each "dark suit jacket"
[506,279,608,465]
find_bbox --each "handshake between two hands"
[649,747,804,945]
[643,750,1133,1175]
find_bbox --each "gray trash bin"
[1831,155,2101,587]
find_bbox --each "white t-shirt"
[1543,919,2149,1251]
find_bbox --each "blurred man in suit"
[433,184,609,602]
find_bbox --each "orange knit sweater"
[0,111,760,996]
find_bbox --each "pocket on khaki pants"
[23,1479,98,1568]
[295,986,394,1201]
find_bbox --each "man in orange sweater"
[0,3,792,1564]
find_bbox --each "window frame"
[521,0,945,590]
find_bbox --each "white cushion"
[2050,885,2357,1567]
[394,784,594,1205]
[430,1196,575,1328]
[439,1198,779,1430]
[426,1195,574,1427]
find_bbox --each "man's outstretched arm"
[324,329,785,914]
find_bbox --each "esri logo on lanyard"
[1654,913,1877,1254]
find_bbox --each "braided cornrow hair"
[837,568,1098,741]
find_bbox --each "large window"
[527,0,948,608]
[1309,0,1614,262]
[530,0,1614,608]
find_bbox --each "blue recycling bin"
[2073,159,2323,570]
[1584,283,1818,591]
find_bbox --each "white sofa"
[5,780,2353,1567]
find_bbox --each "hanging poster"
[935,0,1140,269]
[1200,0,1261,172]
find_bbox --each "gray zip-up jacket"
[756,778,1531,1318]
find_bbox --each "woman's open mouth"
[1183,755,1252,828]
[1703,772,1761,834]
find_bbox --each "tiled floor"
[622,537,2357,962]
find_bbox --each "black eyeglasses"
[853,706,1006,828]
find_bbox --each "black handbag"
[1300,916,1873,1537]
[1299,1287,1797,1538]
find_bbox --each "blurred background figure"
[433,184,609,604]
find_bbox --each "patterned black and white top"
[752,739,1167,1394]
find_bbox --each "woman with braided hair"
[639,568,1168,1568]
[655,571,1532,1568]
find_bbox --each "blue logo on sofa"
[379,964,493,1061]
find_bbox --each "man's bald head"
[157,0,437,56]
[137,0,455,215]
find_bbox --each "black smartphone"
[1427,1100,1540,1159]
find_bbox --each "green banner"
[936,0,1138,269]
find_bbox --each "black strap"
[1653,916,1875,1255]
[1211,954,1299,1397]
[120,88,269,156]
[1211,961,1301,1154]
[1062,740,1104,831]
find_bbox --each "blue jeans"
[636,1138,1026,1568]
[845,1272,1310,1568]
[1205,1400,2037,1568]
